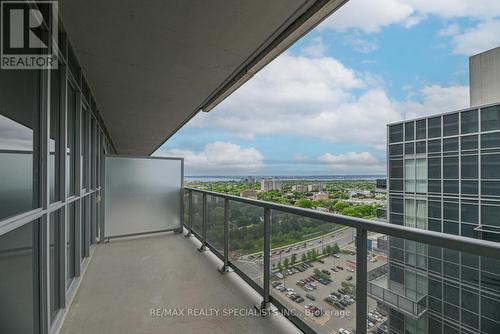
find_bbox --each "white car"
[346,267,354,272]
[338,328,350,334]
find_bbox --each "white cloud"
[321,0,500,34]
[450,20,500,55]
[189,52,401,148]
[318,152,385,174]
[344,34,378,53]
[322,0,414,33]
[396,84,469,119]
[301,37,326,57]
[157,141,264,175]
[437,23,460,37]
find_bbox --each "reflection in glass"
[0,222,36,333]
[0,71,39,220]
[67,86,77,196]
[50,68,61,202]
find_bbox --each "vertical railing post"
[356,228,368,334]
[256,207,271,313]
[198,193,207,252]
[185,190,193,238]
[218,198,231,274]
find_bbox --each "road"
[233,227,356,281]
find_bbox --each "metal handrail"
[185,186,500,258]
[183,186,500,334]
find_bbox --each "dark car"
[306,294,316,301]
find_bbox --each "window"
[390,159,403,178]
[416,200,426,229]
[481,105,500,132]
[461,109,478,134]
[0,221,37,333]
[482,204,500,227]
[416,158,427,193]
[405,199,416,227]
[461,135,478,151]
[405,121,414,141]
[389,144,403,156]
[67,85,77,196]
[481,132,500,149]
[405,159,415,192]
[50,68,61,203]
[49,211,62,321]
[482,181,500,196]
[462,180,478,196]
[66,202,75,288]
[461,203,478,224]
[443,137,458,152]
[443,201,459,221]
[428,180,441,193]
[428,117,441,138]
[0,70,39,220]
[443,113,459,136]
[390,197,403,214]
[389,124,403,143]
[443,180,459,194]
[429,201,441,218]
[405,142,414,155]
[416,119,426,139]
[481,154,500,179]
[443,157,458,179]
[428,158,441,179]
[416,141,426,154]
[428,139,441,153]
[81,106,89,189]
[461,155,478,179]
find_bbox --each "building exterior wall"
[470,47,500,107]
[386,104,500,334]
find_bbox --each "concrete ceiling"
[59,0,347,155]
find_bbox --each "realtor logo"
[1,1,58,69]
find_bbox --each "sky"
[155,0,500,176]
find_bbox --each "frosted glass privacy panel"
[104,156,183,238]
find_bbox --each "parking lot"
[270,249,387,334]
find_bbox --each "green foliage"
[296,198,313,208]
[283,257,290,268]
[290,253,297,266]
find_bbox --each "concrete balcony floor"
[60,231,300,334]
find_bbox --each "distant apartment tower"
[240,189,258,199]
[383,104,500,334]
[260,179,282,191]
[244,176,256,183]
[308,183,324,192]
[292,184,307,192]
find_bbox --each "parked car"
[346,267,354,272]
[336,266,344,270]
[306,294,315,301]
[321,269,331,275]
[346,276,353,281]
[295,297,304,303]
[333,254,340,259]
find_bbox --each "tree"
[296,198,313,208]
[301,253,307,263]
[283,257,290,268]
[290,253,297,266]
[277,261,282,271]
[326,244,333,255]
[331,243,340,254]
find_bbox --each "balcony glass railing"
[183,187,500,334]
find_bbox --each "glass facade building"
[386,104,500,334]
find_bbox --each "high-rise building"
[470,47,500,107]
[383,103,500,334]
[261,179,282,191]
[292,184,307,192]
[308,183,325,192]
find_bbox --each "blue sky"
[155,0,500,176]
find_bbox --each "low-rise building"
[240,189,258,199]
[307,183,324,192]
[312,192,329,201]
